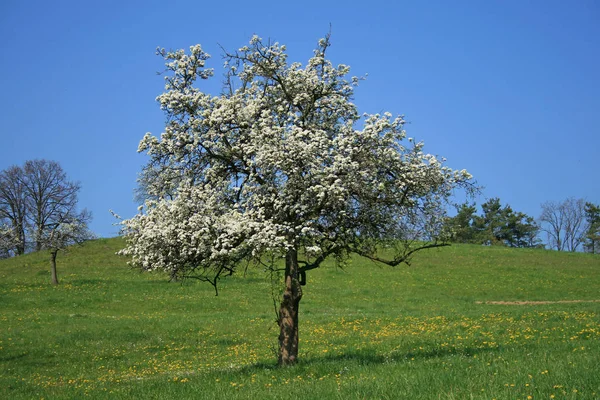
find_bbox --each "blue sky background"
[1,0,598,238]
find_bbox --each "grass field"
[1,238,599,399]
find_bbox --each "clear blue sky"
[1,0,598,238]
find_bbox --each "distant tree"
[0,160,89,258]
[472,198,506,245]
[22,160,82,252]
[0,222,15,258]
[448,198,540,247]
[0,165,28,255]
[583,202,600,254]
[119,35,473,365]
[446,203,478,243]
[504,210,541,248]
[43,209,93,285]
[539,198,586,252]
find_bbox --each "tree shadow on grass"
[71,278,106,285]
[0,352,29,363]
[232,344,502,374]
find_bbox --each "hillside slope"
[2,237,598,306]
[1,238,599,399]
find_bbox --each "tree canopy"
[119,35,472,365]
[446,198,540,248]
[583,202,600,254]
[0,160,86,257]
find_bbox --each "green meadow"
[1,238,599,399]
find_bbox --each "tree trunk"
[50,250,59,285]
[278,248,303,366]
[36,229,43,252]
[16,223,25,255]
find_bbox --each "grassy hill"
[1,238,599,399]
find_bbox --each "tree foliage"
[445,202,477,243]
[583,202,600,254]
[447,198,540,248]
[120,35,472,365]
[502,208,541,248]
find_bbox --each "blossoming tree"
[44,210,93,285]
[120,35,472,366]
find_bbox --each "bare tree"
[22,160,81,252]
[0,166,28,255]
[539,198,586,252]
[0,160,89,258]
[43,209,94,285]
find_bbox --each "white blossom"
[120,35,473,285]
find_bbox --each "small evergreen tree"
[446,203,477,243]
[504,210,541,248]
[583,202,600,254]
[472,198,506,245]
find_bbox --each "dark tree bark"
[50,250,59,285]
[278,248,303,366]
